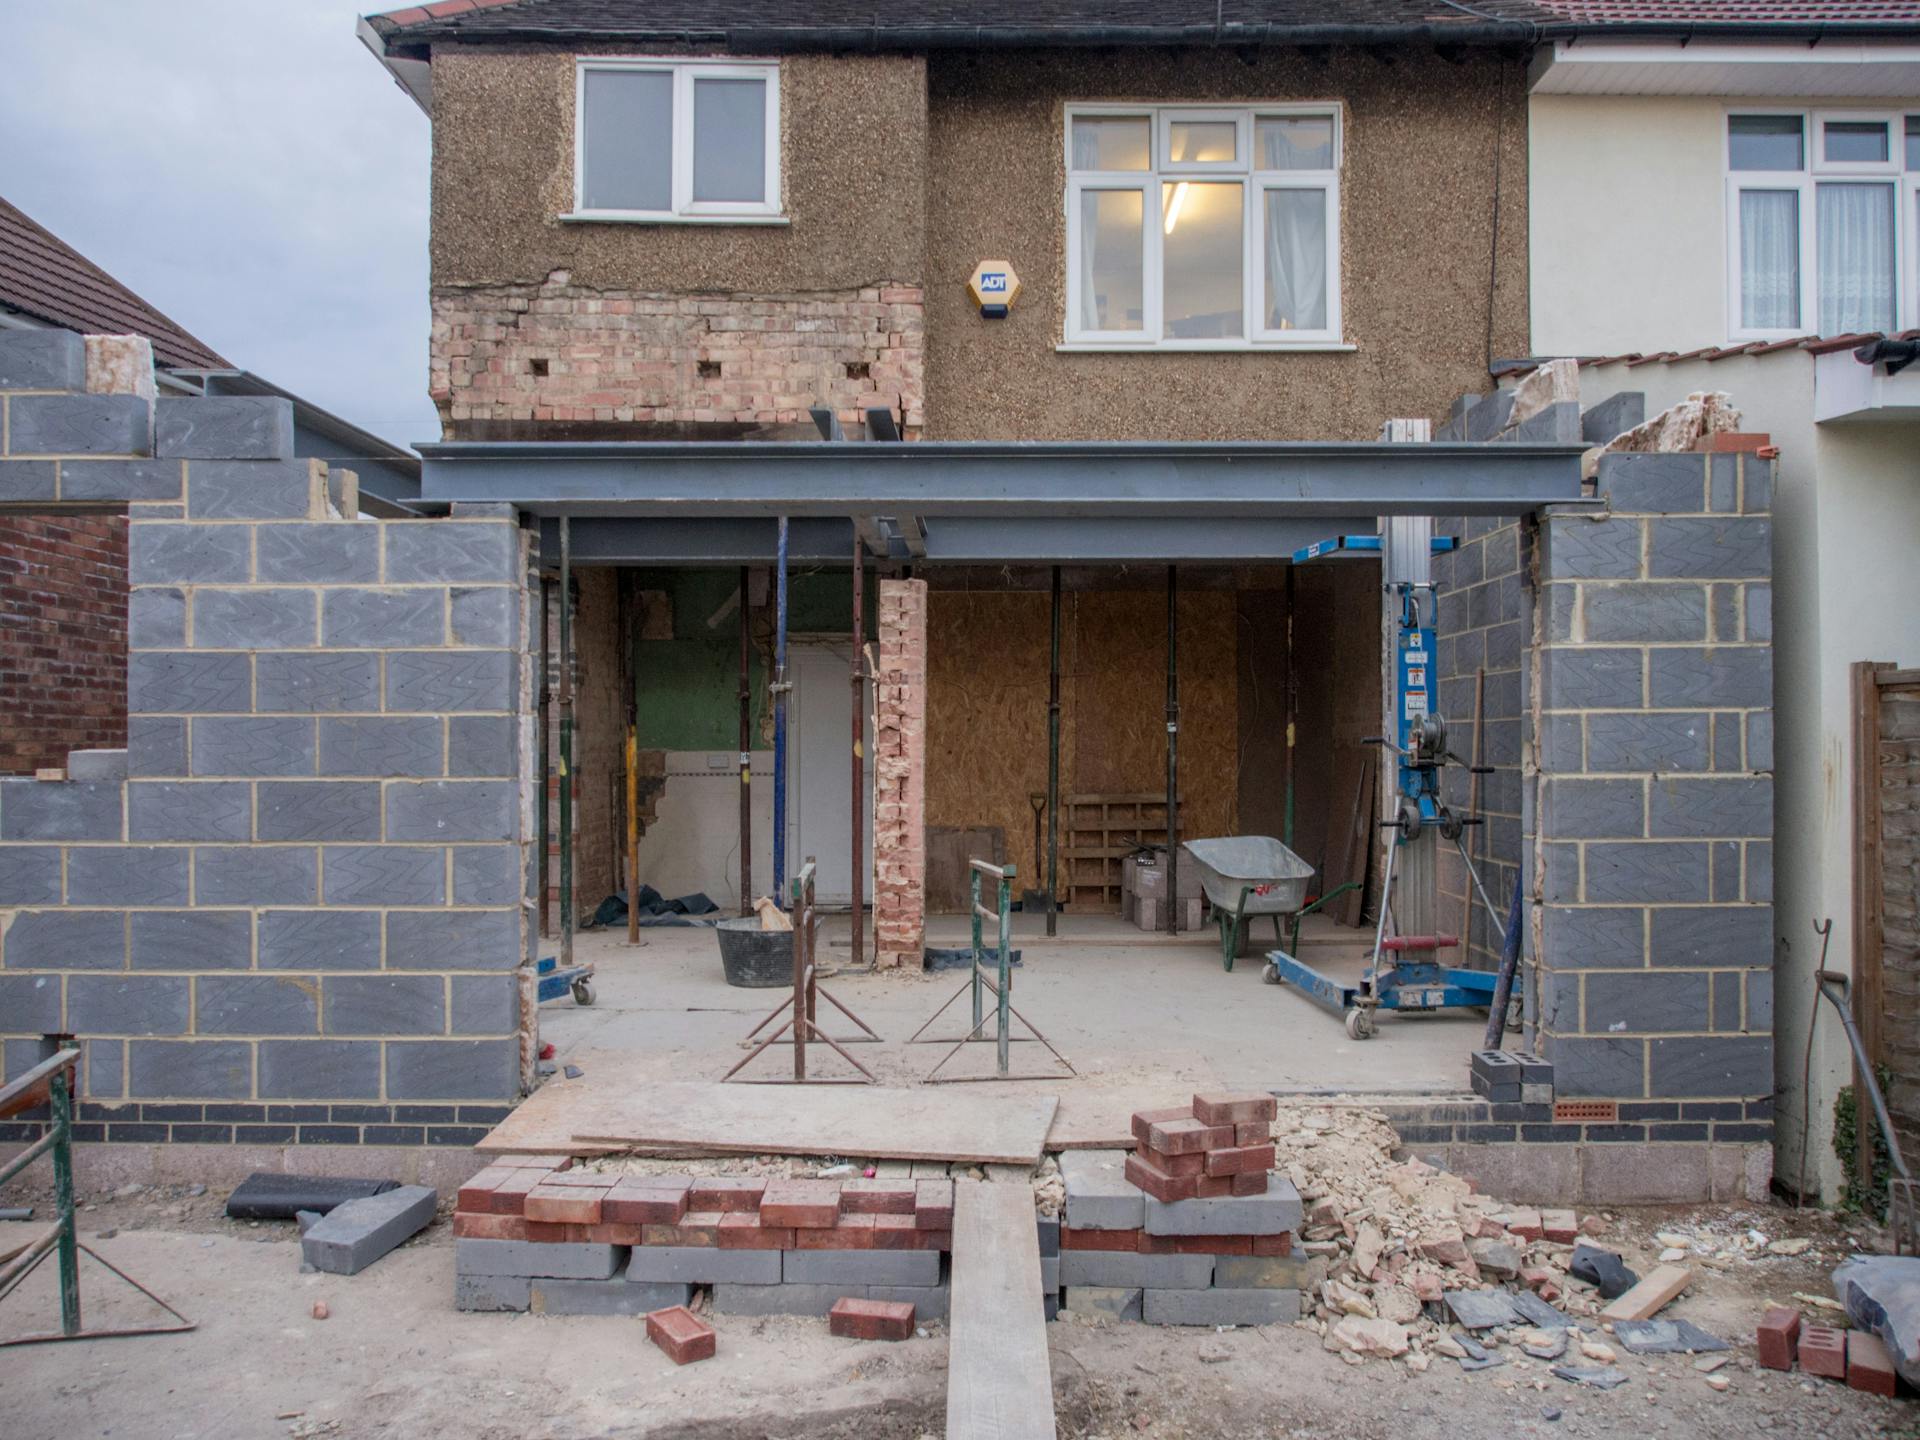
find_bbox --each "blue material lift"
[537,955,596,1006]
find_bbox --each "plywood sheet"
[947,1180,1058,1440]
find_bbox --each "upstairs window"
[1726,110,1919,340]
[1064,104,1344,349]
[573,59,780,222]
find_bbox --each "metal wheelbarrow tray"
[1180,837,1317,971]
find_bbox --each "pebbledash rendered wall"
[0,330,534,1155]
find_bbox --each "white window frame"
[567,57,783,225]
[1725,107,1917,341]
[1062,102,1348,352]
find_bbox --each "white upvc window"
[1063,103,1345,350]
[1725,108,1919,341]
[570,58,782,223]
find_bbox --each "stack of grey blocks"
[1056,1150,1305,1326]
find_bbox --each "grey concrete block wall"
[0,360,533,1116]
[1531,450,1774,1104]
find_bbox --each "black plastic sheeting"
[225,1173,400,1221]
[923,946,1023,973]
[588,886,721,929]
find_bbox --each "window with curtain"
[1065,105,1342,347]
[574,60,780,221]
[1727,111,1917,339]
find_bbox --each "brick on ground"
[830,1296,916,1341]
[1848,1331,1897,1396]
[646,1305,716,1365]
[1757,1305,1801,1371]
[302,1185,437,1276]
[1064,1285,1144,1321]
[1142,1287,1301,1327]
[1800,1325,1847,1379]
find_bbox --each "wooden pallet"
[1060,792,1180,913]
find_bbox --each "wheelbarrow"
[1181,837,1338,972]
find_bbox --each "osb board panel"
[1287,562,1383,894]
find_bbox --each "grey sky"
[0,1,435,449]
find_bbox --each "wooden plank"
[946,1180,1057,1440]
[1598,1263,1691,1322]
[1854,661,1892,1196]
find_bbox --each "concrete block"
[1036,1217,1060,1257]
[127,1039,252,1098]
[67,846,190,906]
[1747,845,1772,903]
[127,780,250,841]
[257,781,381,842]
[0,459,57,500]
[1212,1253,1327,1288]
[385,909,519,969]
[534,1276,691,1316]
[1041,1254,1060,1291]
[385,523,518,583]
[67,749,128,784]
[197,975,319,1035]
[192,588,316,650]
[1542,516,1642,580]
[385,1039,517,1099]
[0,973,62,1032]
[385,651,516,714]
[452,975,518,1035]
[452,846,521,904]
[1545,1036,1645,1098]
[260,909,380,970]
[1541,647,1643,711]
[302,1184,436,1275]
[322,845,445,905]
[61,458,182,503]
[85,1040,125,1099]
[1539,906,1644,969]
[258,1039,381,1099]
[631,1246,782,1284]
[67,975,189,1034]
[130,524,250,584]
[325,974,446,1035]
[256,524,380,583]
[255,653,381,714]
[450,587,515,647]
[1711,972,1741,1033]
[385,780,517,842]
[196,845,318,905]
[1585,712,1709,772]
[128,653,251,715]
[1540,778,1645,841]
[865,1284,949,1322]
[1649,1036,1771,1098]
[0,329,85,389]
[191,716,316,777]
[1583,843,1710,903]
[318,717,443,778]
[782,1249,941,1287]
[1582,393,1646,446]
[9,395,149,456]
[0,845,61,904]
[2,909,127,969]
[1144,1287,1301,1326]
[1143,1180,1302,1236]
[455,1272,531,1312]
[1743,456,1773,513]
[1744,585,1771,642]
[1058,1250,1212,1289]
[1747,969,1773,1028]
[131,910,252,971]
[1583,971,1709,1035]
[1062,1286,1143,1321]
[1595,452,1701,512]
[710,1283,846,1317]
[1060,1150,1144,1231]
[457,1237,623,1281]
[1463,388,1514,441]
[1649,647,1770,708]
[1507,402,1581,443]
[447,716,515,778]
[185,459,314,520]
[322,588,444,648]
[128,716,188,777]
[1583,584,1707,643]
[1648,517,1771,580]
[1711,841,1740,902]
[158,398,294,461]
[0,778,122,841]
[1648,777,1771,839]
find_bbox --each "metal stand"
[724,860,881,1084]
[911,860,1075,1082]
[0,1049,194,1346]
[1811,958,1919,1254]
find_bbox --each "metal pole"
[773,517,790,900]
[997,866,1014,1076]
[559,517,574,969]
[1047,566,1061,938]
[738,565,753,916]
[626,575,641,945]
[971,865,985,1035]
[51,1064,78,1335]
[851,536,866,967]
[1166,564,1180,934]
[537,576,552,939]
[1283,564,1297,849]
[792,867,806,1082]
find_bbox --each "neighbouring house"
[0,195,424,774]
[1520,7,1920,1203]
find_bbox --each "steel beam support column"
[773,517,790,901]
[739,565,753,917]
[1166,564,1180,934]
[1047,565,1062,940]
[559,517,574,968]
[851,533,866,967]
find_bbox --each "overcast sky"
[0,2,436,449]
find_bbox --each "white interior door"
[788,641,874,906]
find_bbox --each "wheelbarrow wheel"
[571,978,596,1007]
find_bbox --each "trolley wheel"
[571,979,596,1007]
[1262,961,1283,986]
[1345,1007,1376,1041]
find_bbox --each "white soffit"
[1814,348,1920,423]
[1532,40,1920,97]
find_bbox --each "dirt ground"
[4,1182,1917,1440]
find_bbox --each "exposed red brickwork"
[873,579,927,969]
[0,513,127,773]
[431,281,925,433]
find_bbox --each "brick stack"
[872,578,927,969]
[453,1161,952,1319]
[1124,1093,1278,1202]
